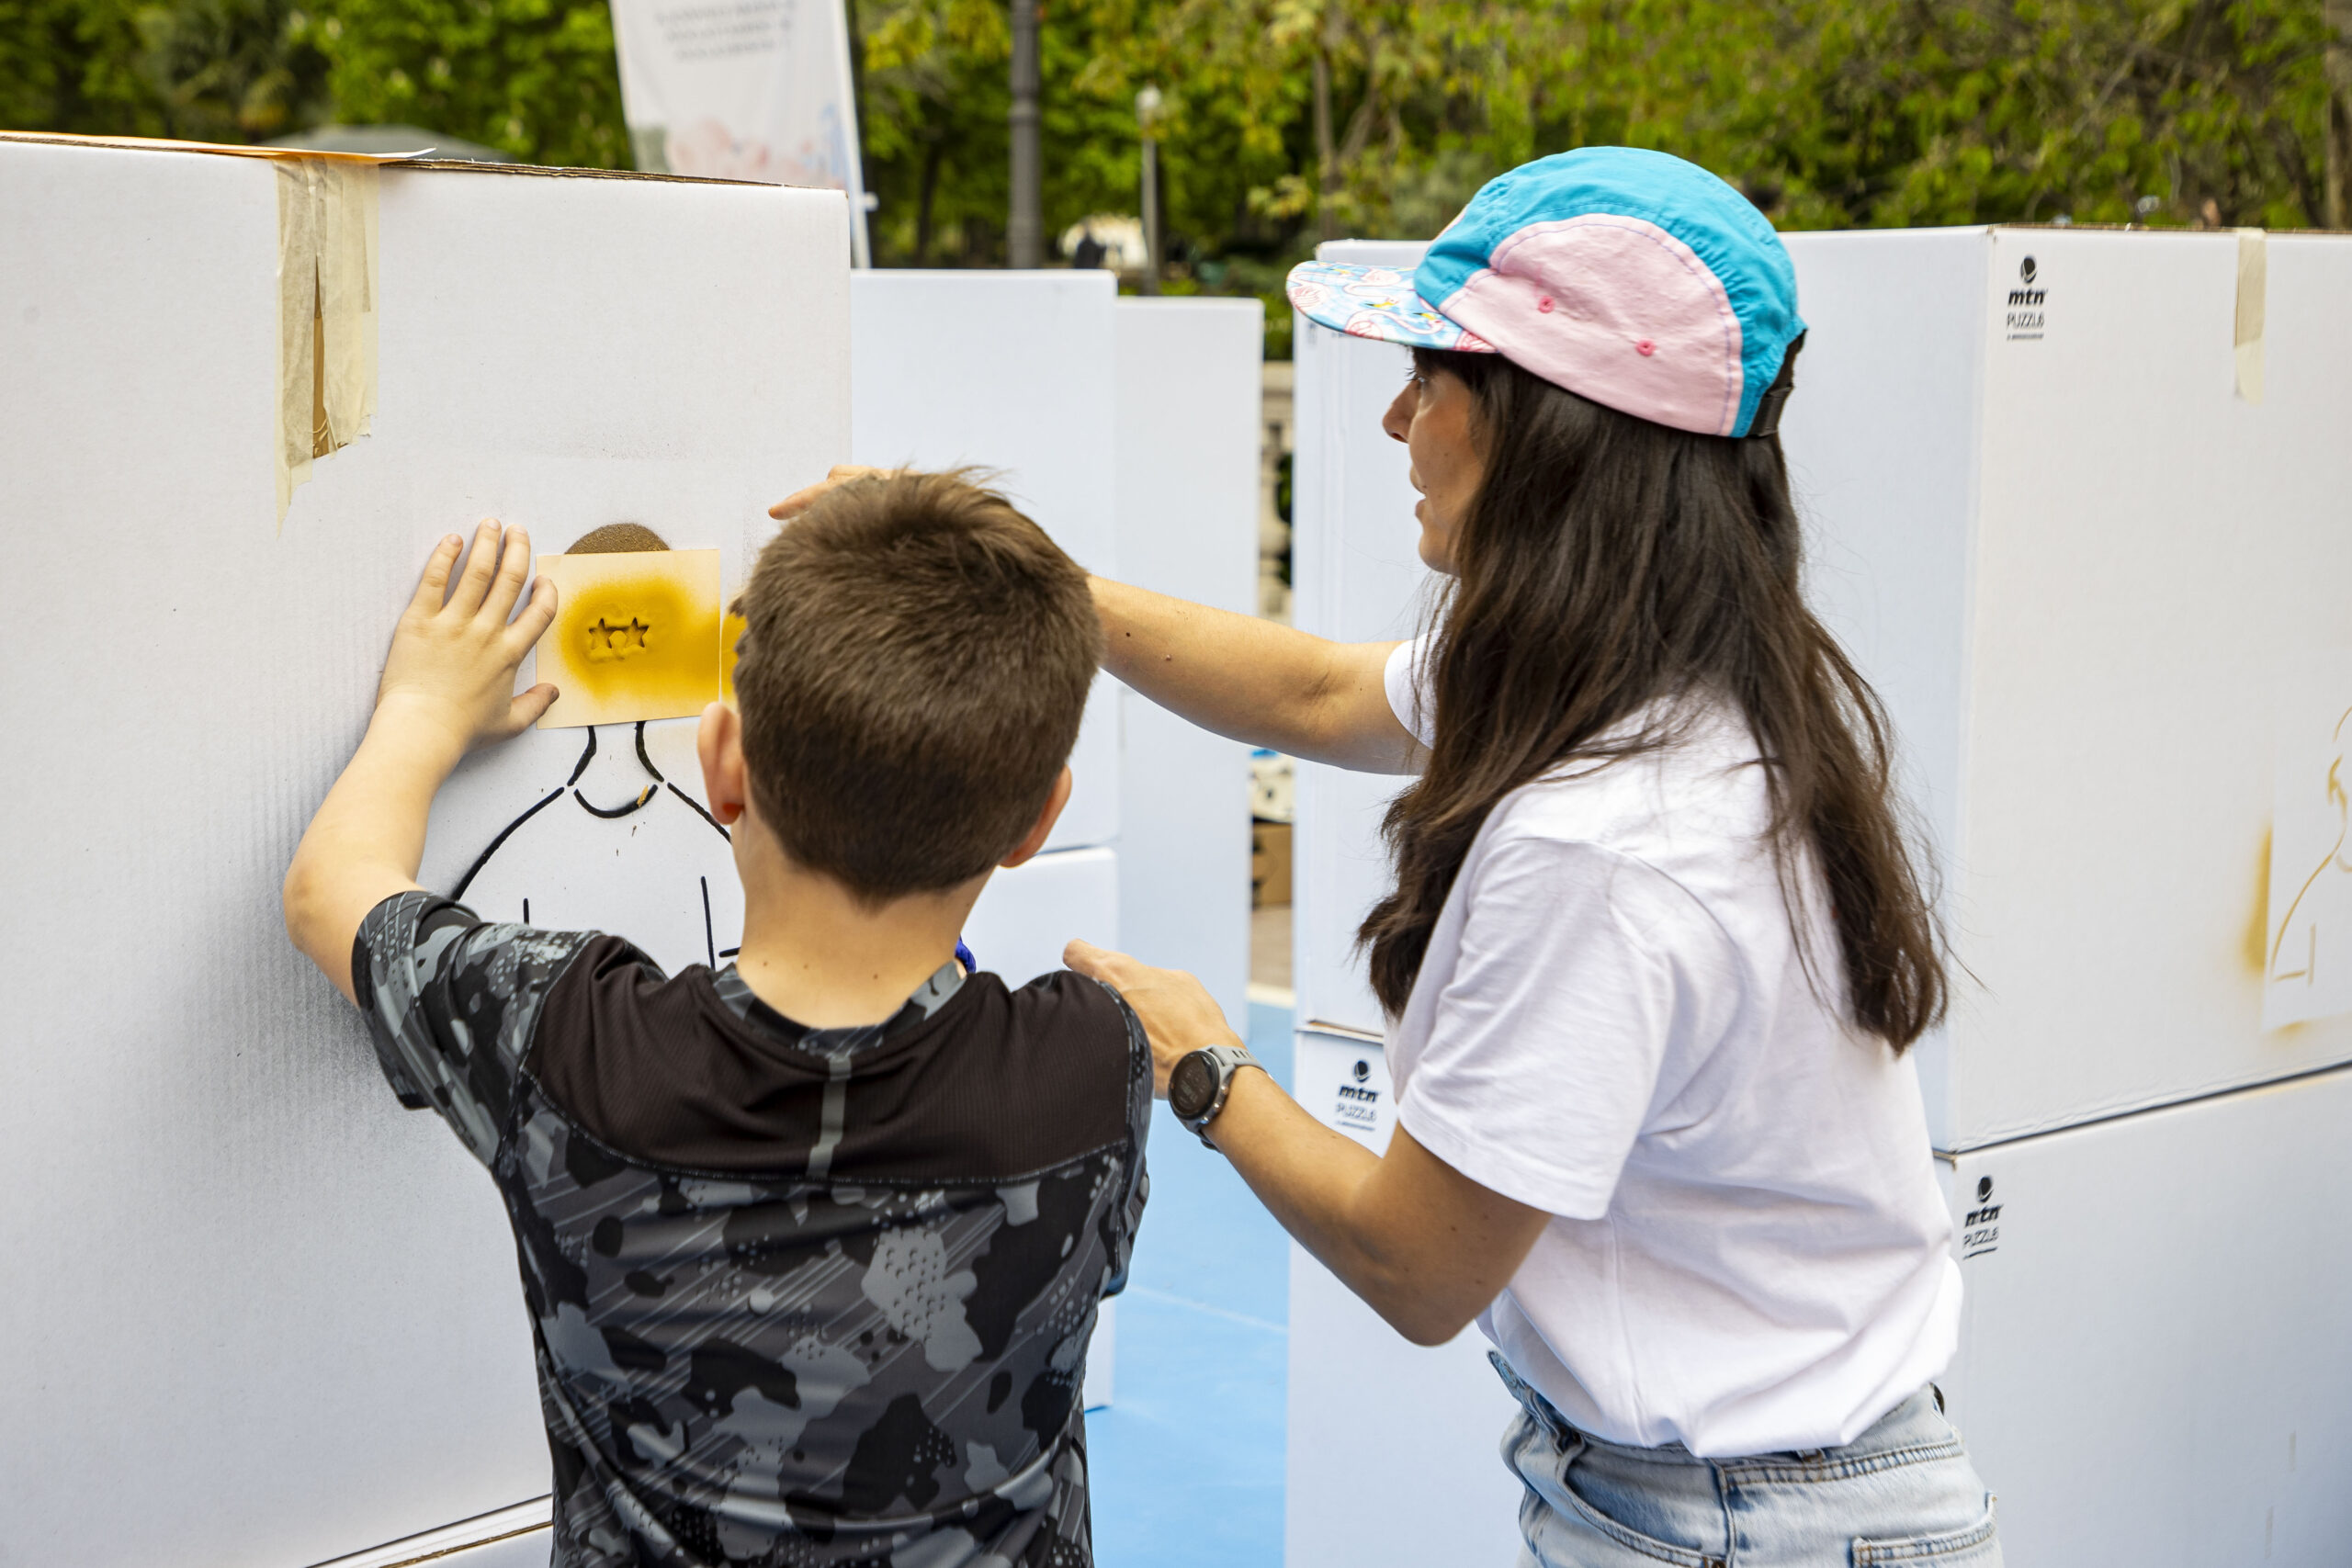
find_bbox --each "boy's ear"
[1000,766,1072,870]
[696,700,748,827]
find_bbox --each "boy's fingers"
[502,683,560,736]
[411,535,464,613]
[485,525,533,620]
[503,574,559,657]
[451,518,503,612]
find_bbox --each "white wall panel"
[848,269,1120,853]
[964,844,1118,989]
[1283,1029,1522,1568]
[1288,245,1434,1036]
[1112,298,1261,1026]
[0,143,850,1567]
[1939,1066,2352,1566]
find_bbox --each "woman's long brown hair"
[1360,348,1947,1050]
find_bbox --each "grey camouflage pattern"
[356,891,1149,1568]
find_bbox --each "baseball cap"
[1285,148,1806,438]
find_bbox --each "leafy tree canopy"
[5,0,2334,346]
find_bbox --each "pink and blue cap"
[1286,148,1806,439]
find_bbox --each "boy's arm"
[284,521,559,1006]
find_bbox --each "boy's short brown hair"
[730,470,1101,901]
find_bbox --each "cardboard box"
[0,138,850,1566]
[1938,1066,2352,1564]
[1114,298,1261,1023]
[1283,1028,1525,1568]
[848,270,1120,854]
[1252,818,1294,908]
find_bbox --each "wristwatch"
[1168,1042,1263,1148]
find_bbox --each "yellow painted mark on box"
[2245,825,2273,978]
[534,549,721,728]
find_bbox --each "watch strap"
[1176,1042,1262,1147]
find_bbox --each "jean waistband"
[1488,1351,1947,1469]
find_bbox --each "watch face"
[1169,1052,1217,1120]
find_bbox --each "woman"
[1077,149,1995,1564]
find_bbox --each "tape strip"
[277,159,380,522]
[2234,227,2265,406]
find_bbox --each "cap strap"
[1746,332,1804,438]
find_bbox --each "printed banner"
[611,0,869,262]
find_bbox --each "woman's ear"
[695,700,748,827]
[1000,766,1074,870]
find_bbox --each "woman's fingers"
[409,535,464,615]
[1065,940,1238,1095]
[1062,938,1135,985]
[768,464,887,520]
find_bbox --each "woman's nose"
[1382,386,1416,443]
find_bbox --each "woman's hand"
[769,465,891,520]
[1064,939,1241,1097]
[376,520,560,754]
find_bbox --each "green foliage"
[0,0,624,165]
[853,0,2334,340]
[289,0,628,167]
[5,0,2333,322]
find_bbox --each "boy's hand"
[378,520,560,753]
[1064,939,1242,1098]
[769,465,891,520]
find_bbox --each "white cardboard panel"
[1283,1030,1523,1568]
[1949,229,2352,1145]
[1290,276,1434,1037]
[1939,1067,2352,1566]
[847,269,1120,852]
[1112,299,1261,1025]
[1778,230,1988,1141]
[0,144,849,1568]
[963,844,1118,989]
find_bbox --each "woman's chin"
[1414,526,1455,575]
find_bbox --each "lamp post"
[1136,84,1163,295]
[1008,0,1042,267]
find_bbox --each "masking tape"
[277,159,380,522]
[2233,227,2265,406]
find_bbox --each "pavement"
[1088,999,1295,1568]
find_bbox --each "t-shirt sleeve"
[1383,634,1436,750]
[1393,837,1738,1221]
[351,889,601,1167]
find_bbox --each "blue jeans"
[1492,1354,2000,1566]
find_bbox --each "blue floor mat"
[1088,1003,1293,1567]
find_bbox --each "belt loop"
[1488,1350,1579,1451]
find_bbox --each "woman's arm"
[773,468,1419,773]
[1068,939,1548,1346]
[1092,576,1420,773]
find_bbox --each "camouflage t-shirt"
[353,890,1150,1568]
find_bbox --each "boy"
[285,472,1150,1568]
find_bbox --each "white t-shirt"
[1382,637,1960,1458]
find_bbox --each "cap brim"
[1285,260,1498,353]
